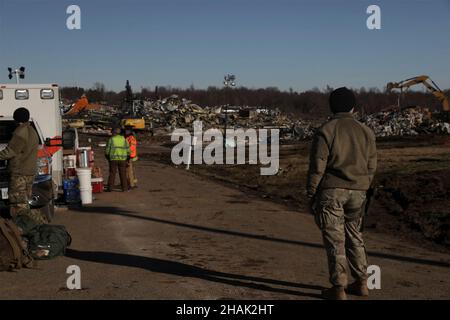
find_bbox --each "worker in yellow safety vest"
[105,127,130,192]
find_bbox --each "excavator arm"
[421,80,450,111]
[65,95,90,115]
[387,75,449,111]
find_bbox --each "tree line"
[60,84,450,117]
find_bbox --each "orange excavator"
[64,94,103,117]
[387,75,449,112]
[65,95,90,115]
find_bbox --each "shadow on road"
[65,249,324,299]
[72,206,450,269]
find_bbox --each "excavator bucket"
[121,118,146,130]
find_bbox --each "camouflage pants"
[313,188,368,287]
[8,175,47,225]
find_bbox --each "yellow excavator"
[121,80,145,130]
[387,75,449,112]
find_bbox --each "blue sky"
[0,0,449,92]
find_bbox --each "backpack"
[26,225,72,260]
[0,218,34,271]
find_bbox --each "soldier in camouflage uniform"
[8,176,48,224]
[307,88,377,300]
[0,108,46,224]
[8,175,35,217]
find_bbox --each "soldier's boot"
[346,280,369,297]
[321,286,347,300]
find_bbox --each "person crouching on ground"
[124,127,138,189]
[306,87,377,300]
[105,127,131,192]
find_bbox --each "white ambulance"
[0,84,63,189]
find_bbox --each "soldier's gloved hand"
[302,190,316,215]
[308,197,317,215]
[305,190,316,215]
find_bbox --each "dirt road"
[1,146,449,299]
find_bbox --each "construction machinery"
[387,75,449,112]
[121,117,145,130]
[64,95,104,116]
[64,95,90,115]
[120,80,145,130]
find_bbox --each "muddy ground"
[2,133,447,300]
[2,140,449,299]
[136,134,450,251]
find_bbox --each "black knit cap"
[329,87,356,113]
[112,126,122,135]
[13,107,30,123]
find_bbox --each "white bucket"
[76,168,93,205]
[79,188,93,204]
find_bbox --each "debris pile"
[62,95,449,139]
[292,120,317,139]
[63,108,121,135]
[63,94,303,136]
[362,108,450,137]
[129,95,297,131]
[133,95,222,129]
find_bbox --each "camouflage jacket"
[306,112,377,197]
[0,122,39,176]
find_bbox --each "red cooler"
[91,178,104,193]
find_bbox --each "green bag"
[26,225,72,260]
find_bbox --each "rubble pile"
[128,95,297,131]
[292,120,317,139]
[62,95,449,139]
[63,108,121,135]
[132,95,222,129]
[362,108,450,137]
[62,94,309,136]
